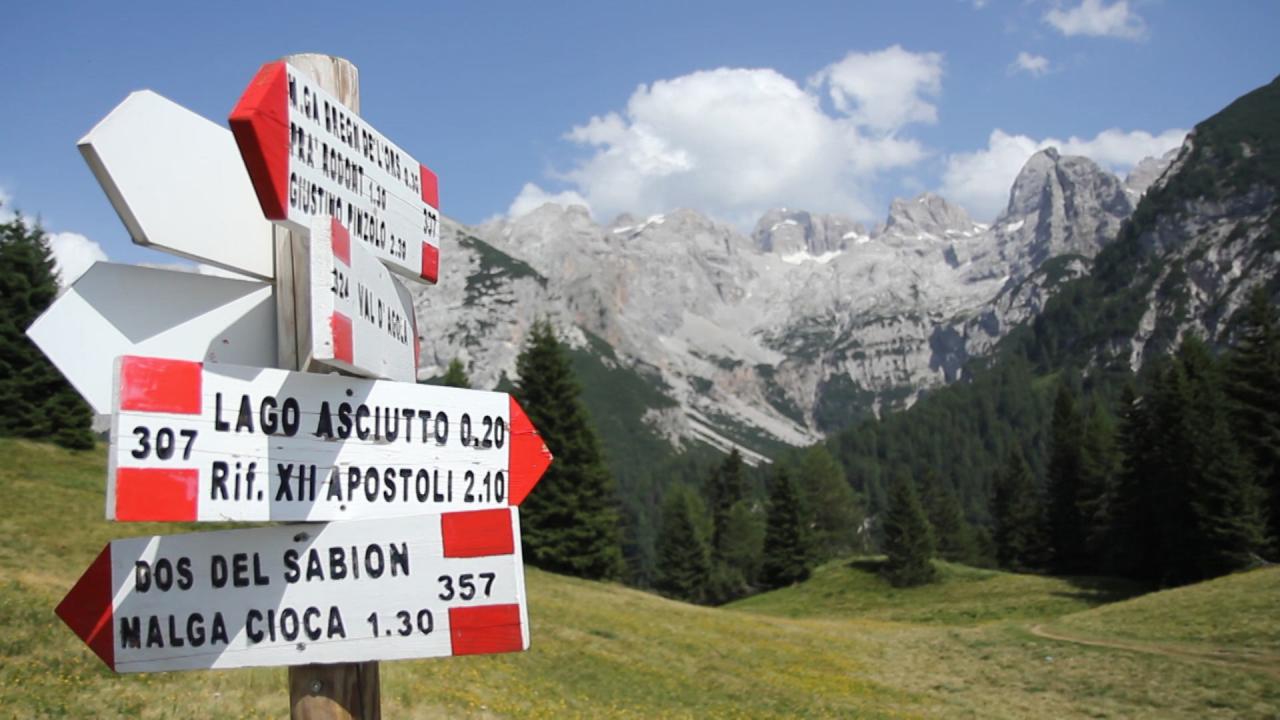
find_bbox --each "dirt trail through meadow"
[1028,624,1280,680]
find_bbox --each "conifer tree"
[1110,383,1161,579]
[705,449,746,553]
[440,358,470,388]
[0,210,93,450]
[1078,402,1121,570]
[514,319,623,579]
[881,468,936,586]
[653,485,712,603]
[992,447,1041,571]
[1176,337,1267,579]
[794,445,864,561]
[1047,381,1087,572]
[760,466,813,589]
[921,469,976,564]
[1223,287,1280,551]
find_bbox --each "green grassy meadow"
[1,438,1277,718]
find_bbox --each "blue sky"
[3,1,1277,281]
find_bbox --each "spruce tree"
[992,447,1041,571]
[760,466,813,589]
[514,319,623,579]
[1077,402,1120,570]
[1176,337,1267,579]
[1046,381,1087,572]
[0,211,93,450]
[881,468,936,587]
[794,445,864,561]
[1223,287,1280,552]
[440,358,471,388]
[653,485,712,603]
[921,469,976,564]
[705,449,746,553]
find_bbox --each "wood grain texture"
[281,53,374,720]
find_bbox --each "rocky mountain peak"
[1124,147,1181,199]
[881,192,978,241]
[992,148,1133,271]
[751,208,864,256]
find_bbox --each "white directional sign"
[308,216,417,381]
[56,509,529,673]
[26,263,276,415]
[229,61,440,284]
[107,356,552,522]
[80,91,274,279]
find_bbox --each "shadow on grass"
[1050,575,1146,606]
[846,558,887,573]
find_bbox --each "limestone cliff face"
[411,148,1176,456]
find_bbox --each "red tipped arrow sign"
[57,509,529,673]
[107,355,552,522]
[229,61,440,283]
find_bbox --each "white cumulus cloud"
[48,231,108,288]
[514,47,944,227]
[940,127,1186,220]
[1045,0,1145,39]
[808,45,944,133]
[1011,52,1051,77]
[507,183,592,219]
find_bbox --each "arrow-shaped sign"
[229,61,440,284]
[80,91,275,279]
[57,509,529,673]
[307,216,418,381]
[107,356,552,522]
[26,263,276,415]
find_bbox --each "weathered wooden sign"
[107,355,552,522]
[26,263,276,415]
[80,91,274,279]
[56,509,529,673]
[308,216,418,381]
[229,61,440,283]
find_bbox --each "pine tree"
[1077,402,1121,570]
[794,445,864,561]
[921,469,976,564]
[513,320,623,579]
[1176,337,1267,579]
[1046,381,1087,572]
[881,468,936,587]
[1223,287,1280,553]
[992,447,1041,571]
[653,485,711,603]
[440,358,471,388]
[0,211,93,450]
[760,466,813,589]
[705,449,746,554]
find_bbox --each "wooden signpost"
[229,60,441,284]
[35,53,533,720]
[56,509,529,673]
[307,216,418,381]
[106,355,552,522]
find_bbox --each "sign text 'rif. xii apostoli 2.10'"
[107,356,552,523]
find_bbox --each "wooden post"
[277,53,381,720]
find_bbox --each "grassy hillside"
[1049,566,1280,650]
[2,438,1277,718]
[729,558,1140,626]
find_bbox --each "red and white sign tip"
[228,61,440,284]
